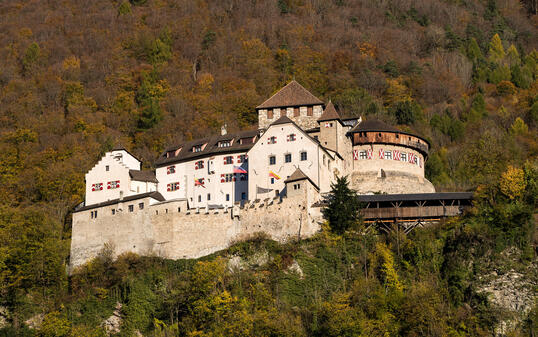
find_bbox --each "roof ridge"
[256,80,323,109]
[318,100,341,122]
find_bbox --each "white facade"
[247,121,341,199]
[156,151,249,208]
[85,150,157,206]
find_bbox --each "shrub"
[496,80,516,96]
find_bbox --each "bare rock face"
[25,313,44,330]
[102,302,123,335]
[227,250,270,272]
[287,260,304,278]
[0,306,9,329]
[478,255,537,336]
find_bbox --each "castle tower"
[317,100,345,155]
[256,81,324,130]
[348,119,435,194]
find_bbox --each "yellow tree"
[499,165,526,199]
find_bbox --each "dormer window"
[218,140,231,148]
[193,145,203,153]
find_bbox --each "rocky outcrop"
[102,302,123,335]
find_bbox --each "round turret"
[348,119,435,194]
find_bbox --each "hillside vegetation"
[0,0,536,335]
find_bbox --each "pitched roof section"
[256,81,324,109]
[74,191,165,212]
[271,115,294,126]
[349,119,401,133]
[155,129,259,166]
[284,168,319,190]
[129,170,158,183]
[318,101,341,122]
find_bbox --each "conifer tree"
[322,176,361,234]
[488,34,505,63]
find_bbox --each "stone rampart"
[70,189,323,271]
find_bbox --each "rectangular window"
[294,183,301,190]
[198,195,201,202]
[167,182,180,191]
[226,194,230,201]
[239,173,248,181]
[237,154,247,163]
[193,145,203,152]
[287,133,296,142]
[271,177,275,184]
[105,165,109,171]
[359,151,367,160]
[128,205,134,212]
[269,155,276,165]
[178,207,181,212]
[285,153,292,163]
[385,151,392,160]
[224,173,234,182]
[107,180,120,189]
[307,106,313,116]
[268,136,277,144]
[139,202,144,210]
[224,156,233,165]
[111,209,115,215]
[91,183,103,191]
[401,152,407,162]
[267,109,274,119]
[218,140,231,147]
[300,151,307,161]
[195,160,204,169]
[294,107,299,117]
[241,192,246,200]
[207,193,211,201]
[167,165,176,174]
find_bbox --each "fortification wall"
[351,170,435,194]
[70,187,323,271]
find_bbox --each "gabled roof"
[318,101,342,122]
[74,191,165,212]
[129,170,158,183]
[271,115,294,126]
[284,168,319,190]
[256,81,324,109]
[155,129,259,167]
[110,145,142,163]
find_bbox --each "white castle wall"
[156,152,249,208]
[85,153,134,205]
[70,184,323,271]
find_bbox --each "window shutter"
[379,149,384,159]
[107,182,111,189]
[232,174,236,182]
[167,184,171,191]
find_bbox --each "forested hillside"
[0,0,536,335]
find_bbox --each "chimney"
[221,124,227,136]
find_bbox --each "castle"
[70,81,439,270]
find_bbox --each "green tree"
[488,34,505,63]
[22,42,40,73]
[466,38,483,62]
[322,176,361,234]
[117,1,132,16]
[389,100,423,125]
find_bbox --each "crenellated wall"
[69,183,323,271]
